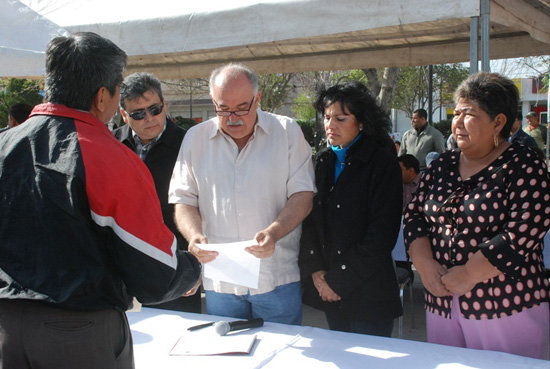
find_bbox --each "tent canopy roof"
[7,0,550,79]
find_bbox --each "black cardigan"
[113,118,187,249]
[299,134,403,320]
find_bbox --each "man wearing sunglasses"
[169,63,315,325]
[114,73,201,314]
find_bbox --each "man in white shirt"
[169,63,315,324]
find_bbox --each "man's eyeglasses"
[124,103,164,121]
[119,82,128,95]
[214,97,255,117]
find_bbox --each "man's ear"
[93,86,109,113]
[120,106,129,124]
[255,91,262,105]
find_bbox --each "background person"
[398,153,421,213]
[0,32,201,369]
[399,108,445,170]
[114,72,201,313]
[299,81,402,336]
[404,72,550,360]
[523,111,546,150]
[510,112,537,148]
[7,103,33,129]
[169,63,315,325]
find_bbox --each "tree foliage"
[0,78,44,127]
[291,92,316,121]
[173,116,199,130]
[163,78,210,96]
[391,64,469,118]
[257,73,295,112]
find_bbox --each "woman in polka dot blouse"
[404,72,550,360]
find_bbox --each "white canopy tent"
[0,0,68,77]
[3,0,550,79]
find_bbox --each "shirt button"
[337,250,341,255]
[336,204,340,208]
[341,264,346,270]
[310,250,314,254]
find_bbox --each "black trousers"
[0,300,134,369]
[325,309,394,337]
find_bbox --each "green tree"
[257,73,295,112]
[296,119,316,147]
[433,119,452,139]
[391,64,469,119]
[173,116,199,131]
[291,92,316,121]
[0,78,44,127]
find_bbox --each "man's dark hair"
[413,108,428,120]
[397,154,420,174]
[516,112,522,121]
[120,73,164,110]
[9,103,33,124]
[44,32,127,111]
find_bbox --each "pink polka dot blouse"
[404,144,550,319]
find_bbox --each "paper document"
[170,329,257,356]
[199,239,260,289]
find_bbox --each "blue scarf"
[331,133,361,183]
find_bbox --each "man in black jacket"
[114,72,201,313]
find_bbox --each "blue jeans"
[205,281,302,325]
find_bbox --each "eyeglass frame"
[119,82,128,95]
[213,97,255,117]
[122,102,165,121]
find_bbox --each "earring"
[494,135,499,148]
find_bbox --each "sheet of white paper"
[170,330,257,356]
[199,240,260,289]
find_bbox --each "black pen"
[187,322,215,331]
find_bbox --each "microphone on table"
[214,318,264,336]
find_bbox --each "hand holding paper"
[189,234,218,263]
[245,229,276,258]
[198,240,261,289]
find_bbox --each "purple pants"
[426,294,550,360]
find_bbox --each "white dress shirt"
[169,109,315,295]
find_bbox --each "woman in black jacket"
[299,81,403,336]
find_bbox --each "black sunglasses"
[124,103,164,120]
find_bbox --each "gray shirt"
[399,124,445,169]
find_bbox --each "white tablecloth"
[128,308,549,369]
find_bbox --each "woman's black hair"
[314,81,392,145]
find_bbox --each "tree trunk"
[378,67,400,113]
[362,67,400,113]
